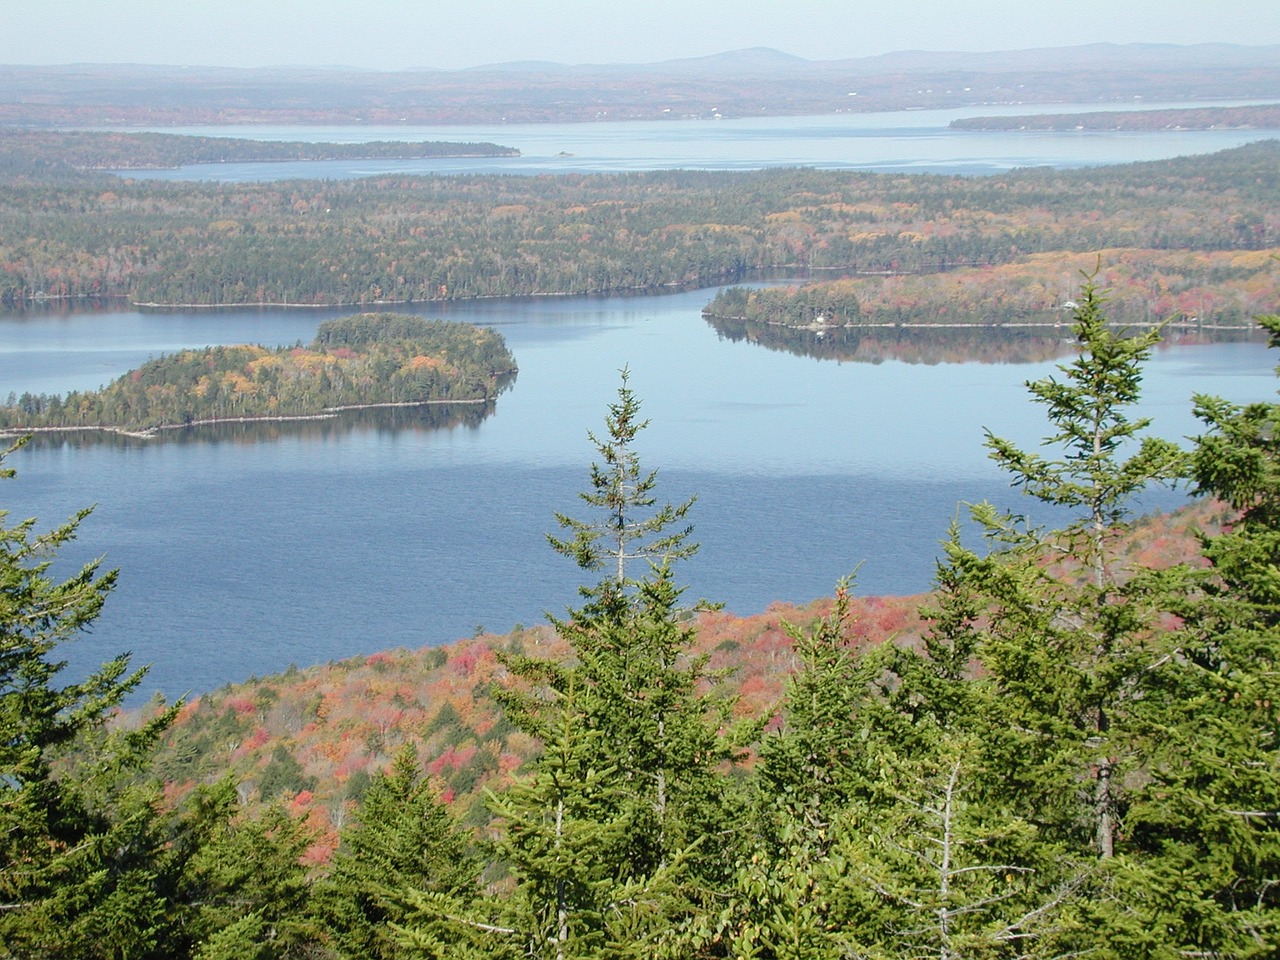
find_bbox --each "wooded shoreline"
[0,396,496,440]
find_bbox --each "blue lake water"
[3,287,1276,702]
[107,100,1280,180]
[5,108,1280,701]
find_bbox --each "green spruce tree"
[316,744,478,960]
[0,438,177,958]
[961,279,1185,860]
[482,371,737,953]
[1110,312,1280,956]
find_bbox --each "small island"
[0,313,517,437]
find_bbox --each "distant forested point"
[0,313,516,436]
[951,103,1280,131]
[703,246,1280,333]
[0,129,517,176]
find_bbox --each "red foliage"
[427,744,477,777]
[302,840,336,868]
[450,646,480,677]
[245,727,271,749]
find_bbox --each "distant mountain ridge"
[461,42,1280,76]
[3,43,1279,126]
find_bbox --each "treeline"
[5,291,1280,957]
[951,102,1280,131]
[704,246,1280,329]
[708,315,1085,365]
[0,314,515,433]
[0,129,518,174]
[1,140,1278,307]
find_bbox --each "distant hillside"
[141,594,927,863]
[3,43,1279,125]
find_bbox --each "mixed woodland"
[950,104,1280,131]
[0,132,1278,320]
[0,313,516,434]
[5,289,1280,957]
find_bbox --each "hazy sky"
[7,0,1280,70]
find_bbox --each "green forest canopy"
[0,135,1277,315]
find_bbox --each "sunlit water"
[107,101,1280,180]
[5,109,1280,700]
[3,287,1275,701]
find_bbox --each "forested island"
[951,102,1280,131]
[1,136,1278,321]
[0,313,515,435]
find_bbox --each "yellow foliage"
[404,354,444,372]
[246,354,284,375]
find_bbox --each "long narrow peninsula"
[0,314,516,437]
[0,129,518,173]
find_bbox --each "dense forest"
[5,288,1280,957]
[1,136,1278,314]
[0,314,516,434]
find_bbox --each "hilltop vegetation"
[0,313,516,435]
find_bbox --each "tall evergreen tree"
[175,782,319,960]
[957,280,1185,861]
[483,371,736,952]
[0,438,177,957]
[547,366,696,588]
[723,582,873,960]
[1111,312,1280,955]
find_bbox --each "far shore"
[0,397,494,441]
[700,312,1260,332]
